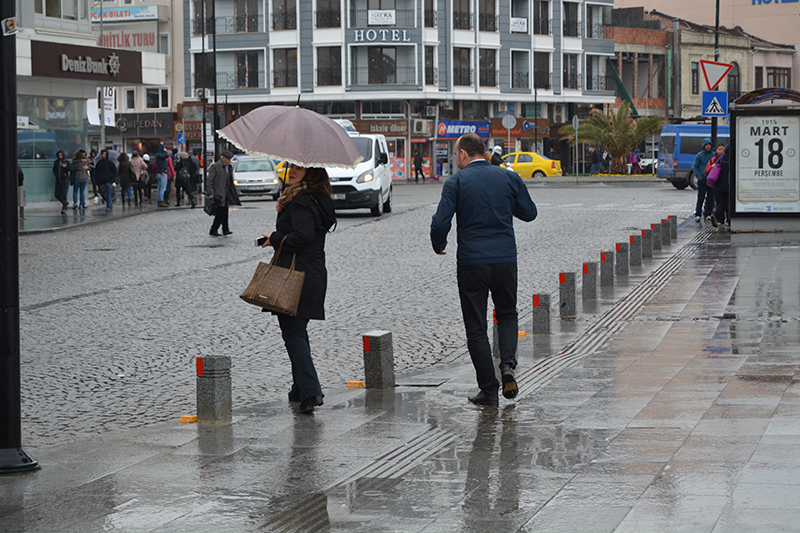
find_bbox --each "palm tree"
[558,103,666,174]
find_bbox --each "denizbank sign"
[31,41,142,84]
[61,54,119,76]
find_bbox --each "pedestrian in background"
[710,144,730,229]
[692,138,716,222]
[117,152,134,207]
[95,149,117,212]
[52,149,73,214]
[414,150,425,182]
[490,145,504,166]
[190,150,202,203]
[71,150,90,209]
[430,132,538,407]
[130,151,147,206]
[590,147,601,173]
[206,150,240,236]
[259,164,337,414]
[142,154,152,203]
[174,152,197,208]
[154,144,174,207]
[88,148,99,201]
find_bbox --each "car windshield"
[235,159,275,173]
[351,137,373,160]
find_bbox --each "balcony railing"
[563,72,581,89]
[533,71,552,89]
[315,9,341,28]
[215,70,264,89]
[316,67,342,86]
[478,13,498,32]
[479,68,497,86]
[453,68,473,86]
[586,74,613,92]
[512,72,529,89]
[425,66,438,86]
[533,17,550,35]
[351,66,416,85]
[424,9,437,27]
[192,15,263,35]
[272,11,297,30]
[273,69,298,87]
[453,11,473,30]
[563,19,581,37]
[587,23,603,39]
[349,9,415,27]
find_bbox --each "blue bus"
[657,124,729,189]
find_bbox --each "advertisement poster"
[736,115,800,213]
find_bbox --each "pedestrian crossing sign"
[702,91,728,117]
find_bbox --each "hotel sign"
[368,10,395,25]
[353,29,412,42]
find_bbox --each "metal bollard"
[559,272,576,317]
[363,330,395,389]
[600,250,615,287]
[196,356,232,425]
[669,215,678,240]
[532,294,550,334]
[641,228,653,258]
[582,262,598,300]
[629,235,642,266]
[661,219,671,246]
[650,224,662,251]
[615,242,629,276]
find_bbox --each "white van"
[327,132,393,216]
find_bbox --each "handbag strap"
[269,236,298,271]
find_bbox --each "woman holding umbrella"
[259,165,336,414]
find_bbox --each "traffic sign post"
[701,59,734,147]
[572,115,580,180]
[702,91,728,117]
[700,60,734,91]
[502,114,515,154]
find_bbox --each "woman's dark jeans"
[278,314,323,401]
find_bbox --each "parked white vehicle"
[327,133,393,216]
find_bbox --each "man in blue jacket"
[431,133,537,406]
[693,138,716,222]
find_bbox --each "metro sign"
[700,60,734,91]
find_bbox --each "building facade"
[183,0,617,175]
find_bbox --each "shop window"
[146,88,169,110]
[362,100,403,115]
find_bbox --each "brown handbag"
[239,237,305,315]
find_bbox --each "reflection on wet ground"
[3,230,800,532]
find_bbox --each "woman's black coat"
[268,194,336,320]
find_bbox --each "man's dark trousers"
[210,205,229,233]
[457,262,518,396]
[695,178,715,217]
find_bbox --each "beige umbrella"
[217,105,363,169]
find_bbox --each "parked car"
[502,151,563,178]
[327,132,393,216]
[639,150,658,174]
[232,156,282,200]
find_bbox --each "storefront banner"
[90,6,159,22]
[490,118,551,138]
[436,120,490,139]
[114,112,173,137]
[390,158,405,179]
[31,41,142,84]
[359,120,408,135]
[103,88,115,127]
[95,22,158,52]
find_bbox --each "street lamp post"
[0,0,39,475]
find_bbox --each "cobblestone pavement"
[18,182,696,448]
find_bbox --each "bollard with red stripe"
[559,272,576,317]
[600,250,615,287]
[661,219,671,246]
[650,223,663,251]
[615,242,629,276]
[196,356,232,425]
[641,228,653,258]
[629,234,642,266]
[582,262,598,300]
[532,293,551,334]
[362,330,394,389]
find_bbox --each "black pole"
[211,0,219,161]
[711,0,720,147]
[201,2,207,185]
[0,0,39,475]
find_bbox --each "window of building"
[563,53,579,89]
[316,0,341,28]
[352,47,414,84]
[124,89,136,111]
[368,46,396,84]
[158,34,169,56]
[755,66,763,89]
[273,48,298,87]
[362,101,403,115]
[479,0,496,32]
[194,53,216,92]
[524,102,541,118]
[453,47,471,86]
[562,2,578,37]
[767,67,791,89]
[424,0,437,27]
[691,62,699,94]
[273,0,297,30]
[236,51,261,88]
[463,101,489,119]
[533,0,548,34]
[533,52,549,89]
[302,101,355,116]
[512,50,529,88]
[727,62,740,97]
[585,5,603,39]
[425,46,437,86]
[44,0,89,19]
[479,49,496,86]
[317,46,342,86]
[145,88,169,110]
[453,0,471,30]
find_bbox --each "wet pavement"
[4,216,800,532]
[18,200,159,234]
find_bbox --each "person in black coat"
[52,150,73,214]
[413,150,424,182]
[94,149,118,211]
[260,164,336,415]
[711,144,730,229]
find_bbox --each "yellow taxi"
[502,152,562,178]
